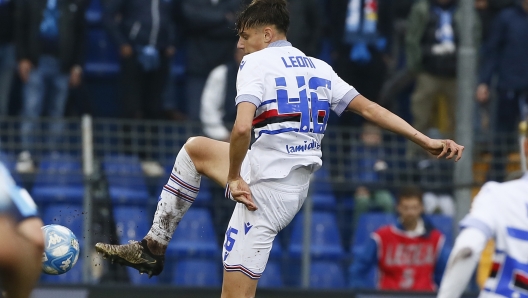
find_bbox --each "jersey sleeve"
[235,55,264,108]
[459,182,499,239]
[330,69,360,116]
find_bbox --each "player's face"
[397,197,423,225]
[237,27,268,54]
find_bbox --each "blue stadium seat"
[103,155,149,205]
[310,165,333,195]
[259,261,283,288]
[41,257,83,284]
[310,193,337,210]
[113,206,150,243]
[31,155,84,204]
[107,176,150,205]
[166,208,218,258]
[289,212,344,260]
[85,0,102,25]
[42,204,84,239]
[172,259,221,286]
[103,155,143,175]
[428,214,454,247]
[270,237,283,260]
[349,213,397,289]
[310,261,345,289]
[352,213,396,251]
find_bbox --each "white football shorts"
[222,157,311,279]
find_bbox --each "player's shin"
[144,147,201,255]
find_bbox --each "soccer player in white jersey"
[0,162,44,298]
[438,127,528,298]
[95,0,464,297]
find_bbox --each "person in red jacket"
[349,186,450,291]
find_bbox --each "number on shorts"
[224,227,238,252]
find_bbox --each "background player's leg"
[221,271,258,298]
[0,217,44,298]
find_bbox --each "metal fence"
[0,116,523,291]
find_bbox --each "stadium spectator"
[199,47,243,141]
[350,122,390,184]
[476,0,528,181]
[103,0,178,120]
[15,0,88,172]
[353,186,395,228]
[329,0,394,127]
[0,162,44,298]
[405,0,480,157]
[287,0,324,57]
[349,185,450,291]
[0,0,15,117]
[180,0,240,121]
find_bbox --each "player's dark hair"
[397,185,423,205]
[236,0,289,35]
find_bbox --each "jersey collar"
[267,40,292,48]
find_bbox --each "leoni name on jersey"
[281,56,316,69]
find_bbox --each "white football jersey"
[235,40,359,180]
[460,175,528,298]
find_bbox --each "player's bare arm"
[227,102,257,211]
[346,95,465,161]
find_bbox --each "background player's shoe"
[95,239,164,278]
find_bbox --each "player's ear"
[263,26,273,43]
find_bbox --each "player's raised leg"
[95,137,231,277]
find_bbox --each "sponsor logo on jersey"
[285,140,321,154]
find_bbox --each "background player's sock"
[144,147,200,255]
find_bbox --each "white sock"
[145,147,200,246]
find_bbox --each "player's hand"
[69,65,82,87]
[18,59,32,83]
[165,46,176,57]
[476,84,489,103]
[425,139,465,162]
[226,177,257,211]
[120,44,133,58]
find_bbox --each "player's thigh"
[184,136,230,186]
[221,270,258,298]
[0,216,17,267]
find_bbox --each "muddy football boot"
[95,239,164,278]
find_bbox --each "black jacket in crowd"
[103,0,177,51]
[15,0,88,73]
[180,0,240,76]
[0,0,14,44]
